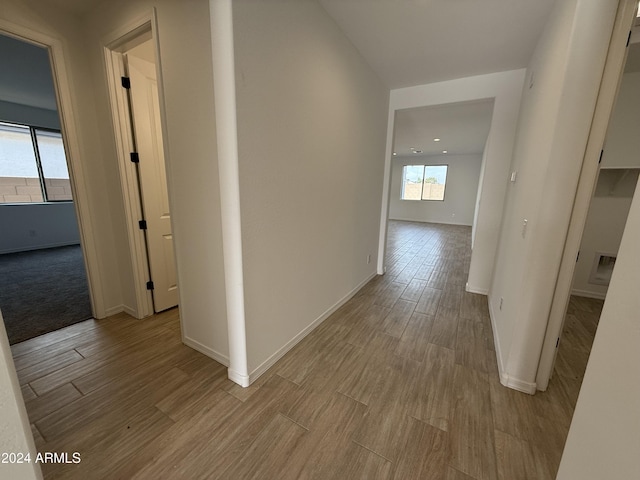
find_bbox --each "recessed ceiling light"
[433,138,440,142]
[442,150,448,154]
[393,152,397,156]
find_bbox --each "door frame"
[536,0,638,390]
[103,11,171,318]
[0,19,105,319]
[377,70,526,294]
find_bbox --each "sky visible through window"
[0,122,69,178]
[403,165,447,184]
[424,165,447,184]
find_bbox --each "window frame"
[0,120,72,204]
[400,163,449,202]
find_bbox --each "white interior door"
[127,53,178,312]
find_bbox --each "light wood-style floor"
[11,220,602,479]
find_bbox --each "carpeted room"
[0,244,92,345]
[0,33,92,345]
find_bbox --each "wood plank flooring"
[9,220,601,479]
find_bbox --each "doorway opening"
[376,100,494,370]
[104,22,178,317]
[538,12,640,396]
[0,32,92,344]
[381,99,494,292]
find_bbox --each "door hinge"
[599,149,603,164]
[576,251,580,262]
[146,281,154,290]
[130,152,140,164]
[138,220,147,230]
[556,337,560,348]
[121,76,131,89]
[627,30,632,47]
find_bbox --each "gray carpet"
[0,245,92,345]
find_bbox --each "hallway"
[13,220,588,479]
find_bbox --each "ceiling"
[44,0,558,90]
[318,0,557,89]
[38,1,558,159]
[46,0,103,15]
[393,100,494,158]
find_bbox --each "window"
[401,164,448,201]
[0,121,72,203]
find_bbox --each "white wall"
[383,69,525,294]
[389,154,482,226]
[0,310,41,480]
[232,0,389,376]
[557,174,640,479]
[82,0,229,360]
[571,71,640,298]
[0,203,80,254]
[572,180,636,299]
[472,137,490,248]
[0,32,78,254]
[488,0,619,393]
[601,72,640,169]
[0,101,60,130]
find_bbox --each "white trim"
[378,70,525,294]
[465,283,488,295]
[104,305,123,317]
[183,336,230,367]
[536,0,637,391]
[210,0,250,386]
[102,15,157,320]
[570,289,607,300]
[248,271,377,384]
[102,304,131,317]
[121,305,137,317]
[228,369,250,387]
[488,297,506,378]
[500,374,537,395]
[0,20,106,319]
[488,293,536,395]
[377,108,396,275]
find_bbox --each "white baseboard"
[228,368,250,387]
[247,271,378,385]
[487,297,506,377]
[0,241,81,255]
[389,217,472,227]
[571,288,607,300]
[103,304,125,318]
[465,283,488,295]
[122,305,138,318]
[182,335,230,367]
[487,295,537,395]
[101,304,138,319]
[0,241,80,255]
[500,374,537,395]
